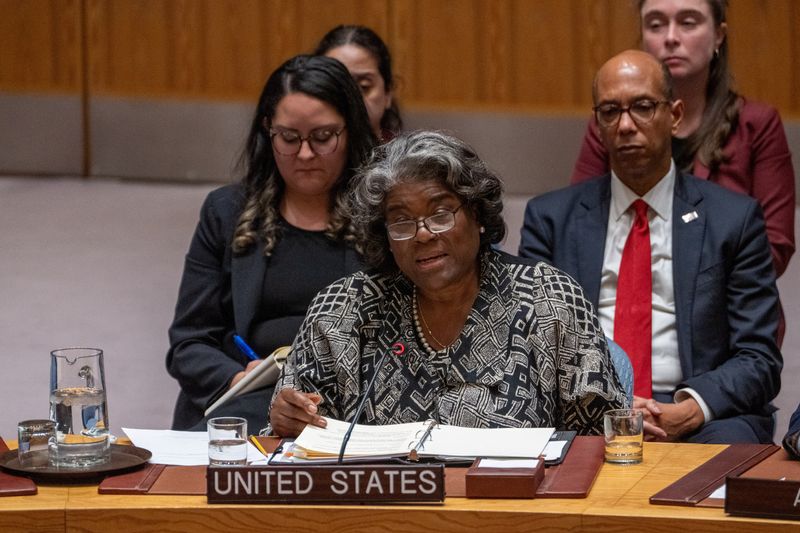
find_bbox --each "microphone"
[337,341,405,464]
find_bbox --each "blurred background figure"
[316,25,403,142]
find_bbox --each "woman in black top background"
[166,54,376,431]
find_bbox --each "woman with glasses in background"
[166,55,376,431]
[571,0,795,280]
[268,131,624,438]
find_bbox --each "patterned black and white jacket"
[273,249,625,435]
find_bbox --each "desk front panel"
[1,443,798,532]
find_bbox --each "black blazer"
[519,172,782,423]
[166,184,361,429]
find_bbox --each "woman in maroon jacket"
[572,0,795,277]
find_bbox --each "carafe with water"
[49,348,110,467]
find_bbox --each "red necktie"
[614,199,652,397]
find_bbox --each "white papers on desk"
[122,428,265,466]
[542,440,568,462]
[478,458,540,469]
[710,483,726,500]
[289,417,554,462]
[421,424,554,459]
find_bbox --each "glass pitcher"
[49,348,110,467]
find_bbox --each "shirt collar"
[609,160,675,222]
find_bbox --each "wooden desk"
[2,443,800,532]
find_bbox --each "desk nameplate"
[207,464,445,504]
[724,448,800,521]
[725,476,800,520]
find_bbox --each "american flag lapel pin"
[682,211,699,223]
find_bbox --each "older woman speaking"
[269,131,624,437]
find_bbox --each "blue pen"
[233,334,260,361]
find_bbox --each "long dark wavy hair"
[639,0,739,174]
[314,25,403,137]
[232,55,376,255]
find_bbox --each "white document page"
[421,426,554,459]
[293,418,429,457]
[123,428,264,466]
[479,458,540,468]
[542,440,568,461]
[292,418,554,460]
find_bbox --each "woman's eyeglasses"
[593,99,670,127]
[386,205,463,241]
[269,126,346,156]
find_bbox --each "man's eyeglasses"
[593,99,670,127]
[386,205,463,241]
[269,126,346,156]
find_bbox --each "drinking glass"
[18,419,56,468]
[604,409,643,464]
[208,417,248,466]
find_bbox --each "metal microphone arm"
[337,342,405,464]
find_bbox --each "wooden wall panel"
[728,0,799,113]
[477,0,512,103]
[570,0,639,108]
[87,0,390,100]
[420,0,480,103]
[511,0,583,108]
[0,0,81,92]
[0,0,797,115]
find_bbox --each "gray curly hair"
[349,130,505,272]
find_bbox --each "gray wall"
[3,91,798,195]
[0,93,83,175]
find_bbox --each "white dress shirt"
[598,162,712,422]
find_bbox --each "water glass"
[208,417,248,466]
[604,409,643,464]
[18,419,56,468]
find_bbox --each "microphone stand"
[337,342,405,464]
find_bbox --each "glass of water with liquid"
[208,417,248,466]
[604,408,643,464]
[49,348,110,468]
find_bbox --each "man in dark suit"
[519,50,781,444]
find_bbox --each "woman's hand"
[229,359,263,389]
[269,388,327,437]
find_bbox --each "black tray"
[0,444,151,483]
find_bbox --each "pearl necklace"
[412,288,450,357]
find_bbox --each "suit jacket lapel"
[672,172,705,378]
[576,178,611,308]
[231,242,267,337]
